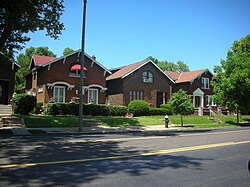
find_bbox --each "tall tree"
[62,47,75,56]
[170,89,194,126]
[148,56,189,72]
[0,0,64,55]
[15,46,56,92]
[212,35,250,124]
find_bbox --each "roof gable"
[41,50,111,74]
[106,59,175,83]
[165,69,214,83]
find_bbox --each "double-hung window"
[53,86,65,103]
[201,78,209,89]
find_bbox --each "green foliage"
[0,1,64,54]
[15,46,56,92]
[33,102,44,114]
[160,103,174,115]
[149,108,168,115]
[46,103,128,116]
[13,94,36,115]
[128,100,149,116]
[212,34,250,123]
[147,56,189,72]
[62,47,75,56]
[170,89,194,126]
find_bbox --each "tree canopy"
[212,34,250,122]
[15,46,56,92]
[62,47,75,56]
[170,89,194,126]
[148,56,190,72]
[0,0,64,55]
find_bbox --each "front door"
[0,82,8,104]
[194,96,201,107]
[157,92,164,108]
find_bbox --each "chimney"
[92,55,96,61]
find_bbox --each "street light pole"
[79,0,87,132]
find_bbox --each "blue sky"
[21,0,250,71]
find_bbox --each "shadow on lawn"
[0,135,209,186]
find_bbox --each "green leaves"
[169,89,194,126]
[212,34,250,116]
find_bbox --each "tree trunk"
[236,109,239,125]
[181,114,183,127]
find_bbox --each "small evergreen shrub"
[13,94,36,115]
[33,102,43,114]
[149,108,168,115]
[160,103,173,115]
[128,100,149,116]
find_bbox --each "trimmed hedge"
[160,103,173,115]
[46,103,128,116]
[128,100,149,116]
[149,108,168,115]
[13,94,36,115]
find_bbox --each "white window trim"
[53,86,65,103]
[201,77,210,89]
[206,95,216,106]
[88,88,99,104]
[38,85,43,93]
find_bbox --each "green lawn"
[19,115,250,128]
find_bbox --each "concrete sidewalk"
[0,125,180,135]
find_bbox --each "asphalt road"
[1,127,250,187]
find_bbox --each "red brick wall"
[107,62,173,107]
[27,53,108,104]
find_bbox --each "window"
[53,86,65,102]
[129,91,144,101]
[88,89,98,104]
[202,78,209,89]
[205,95,215,106]
[38,85,43,93]
[142,71,153,83]
[70,70,80,77]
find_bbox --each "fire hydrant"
[165,115,169,128]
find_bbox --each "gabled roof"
[42,50,112,74]
[32,55,57,66]
[106,59,175,83]
[165,69,213,83]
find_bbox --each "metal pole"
[79,0,87,132]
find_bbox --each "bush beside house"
[128,100,149,116]
[13,94,37,115]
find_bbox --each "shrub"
[149,108,168,115]
[160,103,173,115]
[13,94,36,115]
[45,103,127,116]
[128,100,149,116]
[33,102,44,114]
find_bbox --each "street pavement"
[0,127,250,186]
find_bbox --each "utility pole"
[79,0,87,132]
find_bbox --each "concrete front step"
[0,105,13,115]
[1,116,24,127]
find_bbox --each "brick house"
[0,54,21,105]
[106,59,175,107]
[165,69,214,115]
[26,50,111,104]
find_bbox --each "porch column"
[201,94,204,107]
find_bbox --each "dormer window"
[201,77,209,89]
[142,71,153,83]
[70,64,87,77]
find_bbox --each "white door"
[88,89,98,104]
[53,86,65,102]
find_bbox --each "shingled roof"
[165,69,212,83]
[107,59,175,83]
[32,55,57,66]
